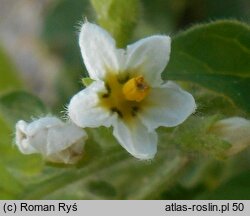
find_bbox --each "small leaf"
[165,20,250,113]
[82,77,94,87]
[0,91,48,126]
[90,0,140,47]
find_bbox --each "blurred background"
[0,0,250,200]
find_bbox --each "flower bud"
[210,117,250,156]
[15,116,88,164]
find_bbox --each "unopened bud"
[15,116,88,164]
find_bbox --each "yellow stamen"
[122,76,150,102]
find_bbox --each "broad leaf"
[0,91,48,126]
[0,91,49,199]
[165,20,250,113]
[0,163,23,199]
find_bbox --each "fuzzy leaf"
[0,91,48,126]
[165,20,250,113]
[159,116,232,158]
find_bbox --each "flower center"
[122,76,150,102]
[99,73,150,120]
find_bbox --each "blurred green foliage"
[42,0,93,69]
[91,0,139,47]
[201,171,250,199]
[0,91,48,126]
[169,116,231,158]
[42,0,93,106]
[0,47,22,93]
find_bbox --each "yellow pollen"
[122,76,150,102]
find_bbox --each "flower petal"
[79,22,124,80]
[21,117,63,155]
[125,35,171,87]
[112,119,157,159]
[15,120,38,154]
[25,116,62,136]
[68,81,116,128]
[139,81,196,131]
[46,122,87,155]
[46,139,84,164]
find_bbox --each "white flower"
[210,117,250,156]
[68,22,196,160]
[15,116,88,164]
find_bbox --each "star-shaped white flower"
[15,116,87,164]
[68,22,196,160]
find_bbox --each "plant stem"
[128,156,189,199]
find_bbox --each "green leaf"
[165,20,250,113]
[0,46,22,92]
[0,114,43,199]
[90,0,140,47]
[194,87,246,116]
[0,91,48,126]
[159,116,232,158]
[0,163,23,198]
[200,171,250,199]
[202,0,250,22]
[86,180,117,198]
[127,156,188,199]
[82,77,94,87]
[0,91,46,188]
